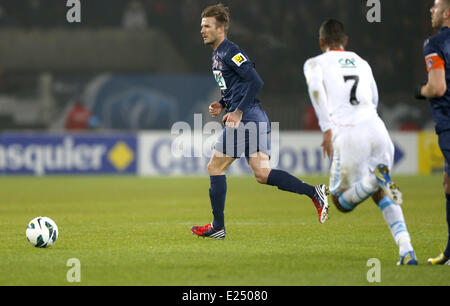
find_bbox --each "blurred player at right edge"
[416,0,450,265]
[304,19,418,265]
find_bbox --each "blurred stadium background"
[0,0,443,176]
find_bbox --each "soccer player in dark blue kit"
[191,4,329,239]
[416,0,450,265]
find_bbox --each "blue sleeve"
[235,67,264,112]
[225,48,264,112]
[424,37,443,58]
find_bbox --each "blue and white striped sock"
[377,196,413,256]
[339,174,378,211]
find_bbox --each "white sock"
[378,196,413,256]
[341,173,378,206]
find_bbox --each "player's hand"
[321,129,333,159]
[222,109,243,129]
[209,102,223,118]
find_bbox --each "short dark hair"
[201,3,230,32]
[319,19,346,46]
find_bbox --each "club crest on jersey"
[232,53,247,67]
[339,58,356,68]
[427,58,434,70]
[213,59,223,70]
[213,70,227,90]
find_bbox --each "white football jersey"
[304,50,379,131]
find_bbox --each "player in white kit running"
[303,19,417,265]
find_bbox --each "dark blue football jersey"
[423,27,450,134]
[211,39,270,126]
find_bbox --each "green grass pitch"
[0,175,449,286]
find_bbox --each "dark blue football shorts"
[214,121,271,162]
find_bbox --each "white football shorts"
[329,116,394,196]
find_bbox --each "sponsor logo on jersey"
[213,70,227,90]
[232,53,247,67]
[213,58,223,70]
[339,58,356,68]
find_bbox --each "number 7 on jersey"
[344,75,360,105]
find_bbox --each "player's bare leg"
[248,152,329,224]
[191,149,235,239]
[247,151,271,184]
[207,149,235,176]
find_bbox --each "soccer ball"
[26,217,59,248]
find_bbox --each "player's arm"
[223,51,264,128]
[419,68,446,98]
[228,51,264,113]
[303,59,333,158]
[371,77,379,107]
[416,42,447,99]
[368,65,379,108]
[303,59,332,132]
[235,67,264,112]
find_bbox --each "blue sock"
[445,194,450,258]
[267,169,315,199]
[209,175,227,230]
